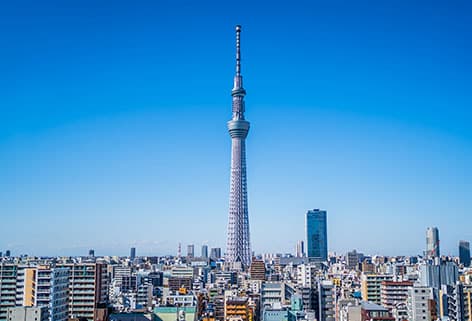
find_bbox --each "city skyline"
[1,1,471,256]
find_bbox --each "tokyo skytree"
[226,25,251,269]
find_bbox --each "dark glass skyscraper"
[306,209,328,261]
[459,240,470,267]
[201,245,208,259]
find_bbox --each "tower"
[306,209,328,261]
[296,240,305,257]
[226,25,251,269]
[201,245,208,259]
[426,227,440,259]
[459,240,470,267]
[187,244,194,258]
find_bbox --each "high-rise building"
[459,240,471,267]
[346,250,363,270]
[380,281,413,320]
[187,244,195,258]
[418,262,458,289]
[130,247,136,260]
[201,245,209,259]
[5,250,10,257]
[211,248,222,260]
[407,286,437,321]
[296,241,305,258]
[89,249,95,257]
[439,283,465,321]
[296,263,318,288]
[249,259,265,281]
[226,25,251,269]
[35,266,69,321]
[306,209,328,261]
[0,264,22,321]
[318,280,335,321]
[426,227,440,258]
[57,262,108,320]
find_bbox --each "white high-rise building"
[407,286,435,321]
[297,264,318,288]
[296,241,305,258]
[426,227,440,258]
[35,266,69,321]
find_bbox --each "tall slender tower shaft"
[226,25,251,268]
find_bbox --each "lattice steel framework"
[226,25,251,269]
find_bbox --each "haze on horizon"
[1,1,471,258]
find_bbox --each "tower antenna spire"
[236,25,241,76]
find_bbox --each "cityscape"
[1,2,471,321]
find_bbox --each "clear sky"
[1,0,471,257]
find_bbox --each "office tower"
[226,25,251,269]
[426,227,440,258]
[459,240,471,267]
[211,247,222,260]
[249,259,265,281]
[187,244,195,258]
[57,262,108,320]
[407,286,437,321]
[5,250,10,257]
[361,274,394,304]
[89,249,95,257]
[296,240,305,258]
[306,209,328,261]
[201,245,208,259]
[130,247,136,260]
[6,307,48,321]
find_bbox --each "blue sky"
[0,0,471,257]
